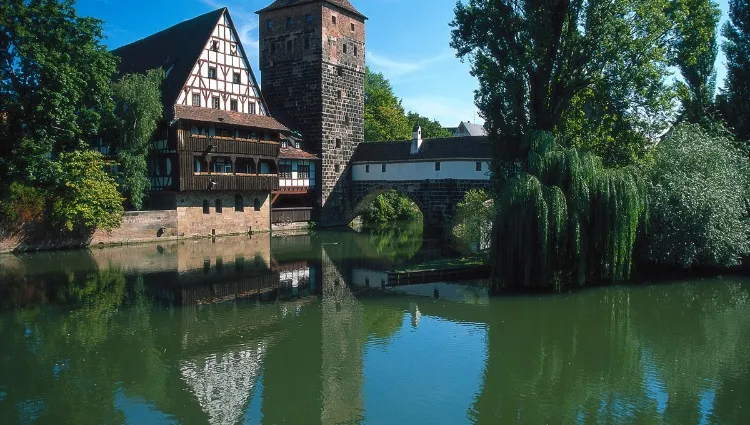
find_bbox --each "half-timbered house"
[112,8,287,236]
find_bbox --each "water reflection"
[0,228,749,425]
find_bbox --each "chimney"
[410,124,422,154]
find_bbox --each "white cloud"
[367,49,454,79]
[401,95,483,128]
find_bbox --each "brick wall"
[176,191,270,238]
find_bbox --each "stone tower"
[257,1,366,225]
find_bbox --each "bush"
[0,182,47,228]
[646,123,750,268]
[361,191,422,224]
[452,189,493,249]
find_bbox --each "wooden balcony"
[181,173,279,192]
[186,136,279,158]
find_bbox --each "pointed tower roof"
[256,0,367,20]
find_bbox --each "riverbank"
[388,251,490,285]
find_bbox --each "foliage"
[670,0,721,123]
[646,123,750,268]
[361,190,422,224]
[0,182,47,227]
[491,132,647,291]
[720,0,750,145]
[406,112,454,139]
[364,67,411,142]
[104,69,164,210]
[452,189,492,249]
[51,150,124,231]
[0,0,117,186]
[451,0,674,173]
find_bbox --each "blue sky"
[76,0,732,127]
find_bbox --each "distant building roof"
[174,105,288,132]
[279,147,320,160]
[256,0,367,20]
[351,136,491,163]
[457,121,487,137]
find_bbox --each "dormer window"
[208,67,217,79]
[210,40,219,51]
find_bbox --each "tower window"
[305,14,312,23]
[332,15,337,24]
[233,72,241,84]
[435,162,441,171]
[286,40,292,52]
[208,67,217,79]
[343,44,347,54]
[335,164,340,173]
[337,90,342,99]
[344,114,349,125]
[192,93,200,107]
[335,138,341,148]
[254,198,261,211]
[230,100,238,112]
[476,162,483,171]
[351,23,355,32]
[305,37,310,49]
[354,46,358,57]
[286,17,292,27]
[337,66,343,77]
[212,97,220,109]
[266,19,273,29]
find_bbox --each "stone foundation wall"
[176,191,271,238]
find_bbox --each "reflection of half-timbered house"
[112,8,286,236]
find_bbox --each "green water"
[1,224,749,425]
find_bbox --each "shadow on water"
[0,225,749,424]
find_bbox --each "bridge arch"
[350,183,427,224]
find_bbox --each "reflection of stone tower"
[257,1,366,225]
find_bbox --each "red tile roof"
[279,147,320,160]
[174,105,288,132]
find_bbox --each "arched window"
[215,199,223,214]
[202,200,210,214]
[253,198,261,211]
[235,194,244,212]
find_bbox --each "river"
[0,223,749,424]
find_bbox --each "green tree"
[671,0,721,123]
[106,69,164,210]
[451,0,674,171]
[646,123,750,268]
[720,0,750,145]
[364,67,411,142]
[0,0,117,185]
[361,190,422,224]
[452,189,492,249]
[406,112,453,139]
[51,150,124,231]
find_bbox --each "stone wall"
[350,179,492,231]
[176,191,271,238]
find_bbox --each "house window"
[343,44,347,54]
[279,164,292,179]
[382,164,387,173]
[344,114,349,125]
[476,162,482,171]
[217,128,231,138]
[332,15,337,24]
[305,37,311,49]
[192,93,200,106]
[298,165,310,179]
[435,162,441,171]
[202,200,210,214]
[266,19,273,29]
[335,138,341,148]
[210,40,219,51]
[208,67,217,79]
[337,66,343,77]
[233,72,241,84]
[212,97,220,109]
[351,23,355,32]
[254,198,261,211]
[286,39,292,52]
[365,164,370,173]
[213,157,232,174]
[235,194,244,212]
[271,43,276,54]
[215,199,222,214]
[249,103,256,114]
[305,14,312,23]
[230,100,238,111]
[230,43,237,56]
[286,17,292,27]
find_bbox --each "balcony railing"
[181,173,279,192]
[186,137,278,157]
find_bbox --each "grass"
[392,250,489,273]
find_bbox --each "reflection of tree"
[365,221,423,263]
[471,281,750,424]
[362,302,404,344]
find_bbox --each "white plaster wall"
[351,160,490,181]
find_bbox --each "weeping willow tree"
[491,133,647,292]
